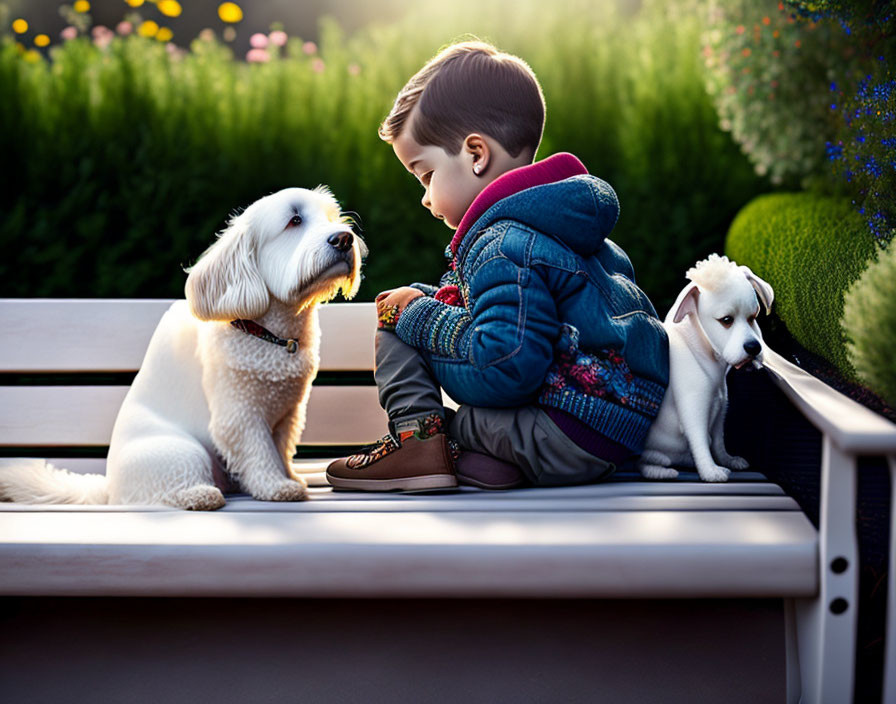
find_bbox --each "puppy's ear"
[739,266,774,314]
[670,282,700,323]
[185,215,270,321]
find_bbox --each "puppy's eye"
[289,215,303,227]
[719,316,734,327]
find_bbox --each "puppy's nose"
[328,231,353,252]
[744,340,762,357]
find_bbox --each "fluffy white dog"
[638,254,774,483]
[0,187,365,510]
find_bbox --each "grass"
[1,0,767,309]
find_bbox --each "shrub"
[842,242,896,405]
[702,0,861,186]
[725,192,878,377]
[704,0,895,241]
[0,0,765,308]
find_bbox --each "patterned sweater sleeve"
[395,235,558,406]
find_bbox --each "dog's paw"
[697,464,731,483]
[639,464,679,480]
[171,485,226,511]
[256,478,307,502]
[725,456,750,471]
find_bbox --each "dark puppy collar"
[230,319,299,354]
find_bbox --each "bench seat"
[1,298,895,703]
[0,476,818,599]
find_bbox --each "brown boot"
[326,414,458,492]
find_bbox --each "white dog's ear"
[185,215,270,322]
[739,265,775,314]
[670,282,700,323]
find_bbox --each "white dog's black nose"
[744,340,762,357]
[328,231,354,252]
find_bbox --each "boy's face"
[392,126,485,230]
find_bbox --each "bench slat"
[0,509,818,597]
[0,385,387,445]
[30,459,788,496]
[0,299,376,372]
[0,492,802,513]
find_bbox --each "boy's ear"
[464,134,490,176]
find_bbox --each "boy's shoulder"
[463,216,585,278]
[465,214,636,283]
[464,173,619,261]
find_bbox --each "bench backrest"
[0,300,386,467]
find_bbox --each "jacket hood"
[451,153,620,260]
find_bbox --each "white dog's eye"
[719,316,734,327]
[289,215,303,227]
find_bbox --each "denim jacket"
[395,155,669,453]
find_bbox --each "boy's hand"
[376,287,424,330]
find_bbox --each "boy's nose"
[421,191,431,209]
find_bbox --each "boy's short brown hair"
[379,41,545,159]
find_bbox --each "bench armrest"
[763,348,896,702]
[763,348,896,454]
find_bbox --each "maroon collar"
[448,152,589,256]
[230,319,299,353]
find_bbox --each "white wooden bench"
[1,298,894,703]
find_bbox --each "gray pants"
[375,330,615,487]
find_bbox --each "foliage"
[705,0,895,241]
[826,55,896,241]
[783,0,895,34]
[785,0,896,242]
[0,0,766,308]
[702,0,863,186]
[725,192,877,378]
[842,241,896,405]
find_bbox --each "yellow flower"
[73,0,90,12]
[126,0,145,6]
[34,34,50,47]
[12,19,28,34]
[157,1,182,17]
[23,49,41,63]
[218,3,243,23]
[138,20,159,38]
[156,27,174,42]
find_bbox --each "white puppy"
[0,187,365,510]
[639,254,774,482]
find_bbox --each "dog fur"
[638,254,774,482]
[0,187,365,509]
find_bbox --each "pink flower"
[198,28,215,42]
[92,26,114,49]
[116,22,133,36]
[246,48,270,63]
[61,26,78,41]
[347,63,361,76]
[302,41,317,55]
[311,57,325,73]
[249,32,268,49]
[269,30,287,47]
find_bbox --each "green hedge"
[842,243,896,406]
[725,192,878,378]
[1,0,766,307]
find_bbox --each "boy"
[327,41,669,491]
